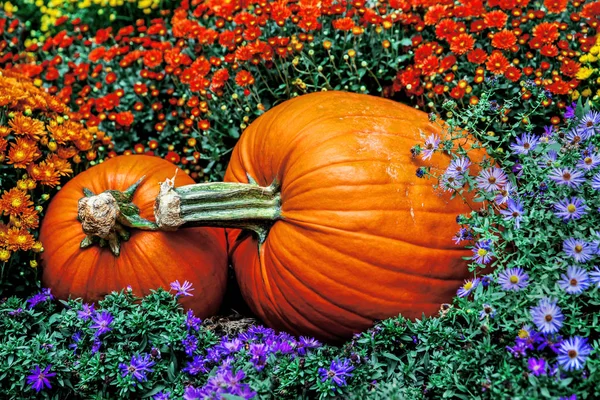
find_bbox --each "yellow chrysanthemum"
[576,67,595,81]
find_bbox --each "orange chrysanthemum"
[540,44,559,57]
[27,161,61,187]
[0,188,34,216]
[235,70,255,87]
[14,208,40,230]
[7,138,40,168]
[5,226,35,251]
[504,66,522,82]
[9,113,46,139]
[46,154,73,176]
[486,51,510,75]
[560,59,581,78]
[532,22,559,44]
[491,30,517,50]
[450,33,475,55]
[332,17,355,31]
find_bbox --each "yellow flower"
[576,67,595,81]
[0,248,10,262]
[572,90,580,100]
[582,88,592,98]
[591,46,600,56]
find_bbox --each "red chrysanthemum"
[420,55,440,76]
[332,17,355,31]
[449,33,475,55]
[483,10,508,29]
[560,59,581,78]
[424,5,447,25]
[467,48,488,64]
[486,51,510,75]
[143,50,163,69]
[532,22,559,44]
[435,19,458,41]
[504,66,522,82]
[540,44,559,57]
[491,30,517,50]
[235,70,255,87]
[544,0,568,13]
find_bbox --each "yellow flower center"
[567,204,577,213]
[11,198,22,208]
[510,275,519,284]
[477,248,488,257]
[463,281,473,290]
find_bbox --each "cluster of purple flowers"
[26,288,54,309]
[171,324,330,400]
[506,324,592,373]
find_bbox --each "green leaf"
[381,352,401,362]
[142,385,166,398]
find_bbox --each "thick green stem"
[78,177,158,256]
[154,174,281,243]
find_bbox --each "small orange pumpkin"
[40,155,228,318]
[154,91,487,341]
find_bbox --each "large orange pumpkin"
[40,155,228,318]
[154,91,487,341]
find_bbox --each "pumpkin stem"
[154,173,281,243]
[77,178,158,256]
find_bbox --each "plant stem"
[154,173,281,243]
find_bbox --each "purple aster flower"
[217,338,244,355]
[183,356,208,375]
[421,133,440,160]
[497,267,529,291]
[479,304,495,320]
[26,289,53,309]
[494,181,516,205]
[69,331,83,352]
[185,309,202,331]
[537,333,563,354]
[247,325,275,337]
[590,266,600,287]
[439,173,465,191]
[153,391,171,400]
[577,152,600,171]
[91,339,102,354]
[557,266,590,295]
[472,240,493,264]
[249,343,269,371]
[90,311,113,337]
[507,340,530,358]
[182,334,198,356]
[564,102,577,119]
[540,125,557,144]
[591,172,600,190]
[445,156,472,177]
[560,395,577,400]
[297,336,322,356]
[578,110,600,137]
[563,238,595,263]
[530,298,564,334]
[170,280,194,297]
[527,358,547,376]
[557,336,593,371]
[476,167,508,192]
[26,365,56,393]
[457,277,481,298]
[183,386,203,400]
[318,359,355,387]
[119,353,155,382]
[499,198,524,229]
[566,126,591,144]
[510,132,540,155]
[553,197,587,221]
[8,307,23,316]
[77,303,95,321]
[538,149,558,169]
[548,167,586,188]
[452,227,473,244]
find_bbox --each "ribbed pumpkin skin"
[224,91,485,342]
[40,155,228,318]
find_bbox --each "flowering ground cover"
[1,0,600,398]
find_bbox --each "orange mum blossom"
[0,69,107,274]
